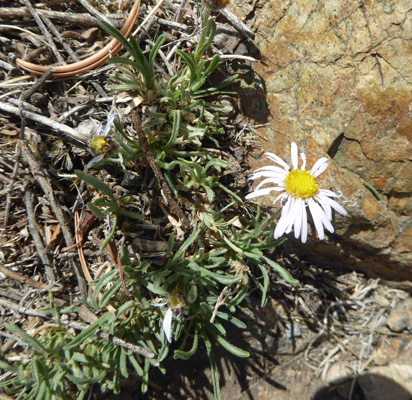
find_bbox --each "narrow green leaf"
[99,21,135,58]
[165,110,181,148]
[199,328,221,400]
[99,280,122,308]
[215,311,247,329]
[149,34,166,66]
[100,214,118,251]
[174,326,198,360]
[75,170,116,201]
[363,181,380,200]
[176,50,195,79]
[218,183,243,204]
[118,208,144,220]
[5,323,50,354]
[63,313,110,351]
[169,225,201,265]
[256,263,269,307]
[215,335,250,358]
[264,257,300,285]
[187,260,242,285]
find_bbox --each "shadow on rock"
[313,373,412,400]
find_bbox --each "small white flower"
[162,307,173,343]
[153,297,184,344]
[246,142,347,243]
[85,112,117,170]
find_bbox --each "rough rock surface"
[229,0,412,280]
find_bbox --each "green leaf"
[75,170,116,202]
[218,183,244,204]
[99,280,122,308]
[199,328,221,400]
[215,312,247,329]
[187,260,242,285]
[118,208,144,220]
[165,110,181,148]
[176,50,195,79]
[100,214,118,251]
[168,225,201,265]
[89,269,118,309]
[174,326,198,360]
[5,323,50,354]
[215,335,250,358]
[264,257,300,285]
[149,34,166,66]
[99,21,135,59]
[63,312,110,351]
[256,263,269,307]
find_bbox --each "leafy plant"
[2,6,302,400]
[74,169,143,250]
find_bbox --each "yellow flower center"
[284,169,319,199]
[90,135,108,155]
[169,293,186,310]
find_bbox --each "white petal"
[317,194,348,216]
[311,157,328,177]
[162,308,173,343]
[317,189,339,198]
[274,197,294,238]
[308,199,335,239]
[254,178,284,191]
[85,154,104,170]
[308,199,325,240]
[293,198,304,239]
[246,187,280,199]
[250,165,289,176]
[94,123,103,137]
[265,152,290,171]
[102,113,116,136]
[315,195,333,221]
[291,142,298,170]
[301,205,308,243]
[300,152,306,170]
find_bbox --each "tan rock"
[231,0,412,279]
[387,298,412,332]
[359,364,412,400]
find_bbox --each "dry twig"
[20,141,88,299]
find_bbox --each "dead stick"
[0,265,56,291]
[131,109,189,227]
[0,8,122,27]
[23,184,56,283]
[20,141,88,300]
[0,102,86,144]
[20,0,65,65]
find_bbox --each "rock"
[387,298,412,332]
[229,0,412,280]
[324,362,353,385]
[358,365,412,400]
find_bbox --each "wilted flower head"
[153,292,186,343]
[246,142,347,243]
[86,113,117,170]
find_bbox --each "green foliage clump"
[1,6,299,400]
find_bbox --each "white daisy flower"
[85,112,117,170]
[246,142,347,243]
